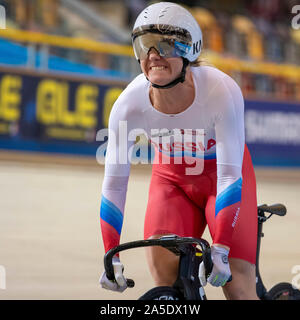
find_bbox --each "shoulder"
[193,66,241,92]
[115,73,149,105]
[192,65,226,79]
[108,73,149,127]
[110,73,149,118]
[192,66,243,102]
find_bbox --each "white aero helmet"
[132,2,202,63]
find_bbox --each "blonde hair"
[190,55,212,67]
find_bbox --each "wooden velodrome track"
[0,151,299,300]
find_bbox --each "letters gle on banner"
[0,71,125,144]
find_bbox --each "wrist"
[211,244,230,257]
[212,243,230,251]
[112,256,121,263]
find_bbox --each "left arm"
[204,74,245,287]
[212,75,245,249]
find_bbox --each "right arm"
[100,101,135,254]
[99,76,148,291]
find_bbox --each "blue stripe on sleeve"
[100,196,123,235]
[215,178,242,217]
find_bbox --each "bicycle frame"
[255,208,269,299]
[255,204,287,299]
[172,237,208,300]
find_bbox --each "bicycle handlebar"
[104,235,214,288]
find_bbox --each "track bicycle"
[104,203,300,300]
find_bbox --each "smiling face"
[140,48,183,87]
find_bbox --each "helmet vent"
[158,6,170,18]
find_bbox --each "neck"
[149,69,195,115]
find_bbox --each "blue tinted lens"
[157,40,191,58]
[174,41,191,57]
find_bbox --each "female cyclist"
[99,2,258,300]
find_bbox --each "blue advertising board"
[0,67,125,156]
[245,100,300,166]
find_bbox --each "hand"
[100,257,127,292]
[207,245,231,287]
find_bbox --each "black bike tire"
[267,282,300,300]
[138,286,185,300]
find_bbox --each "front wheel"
[138,286,185,300]
[267,282,300,300]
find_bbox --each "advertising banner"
[245,100,300,166]
[0,69,125,155]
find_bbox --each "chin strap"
[145,58,190,89]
